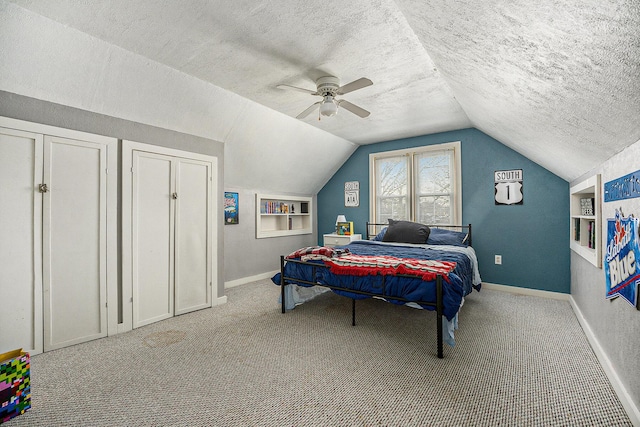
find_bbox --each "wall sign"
[605,209,640,308]
[604,169,640,202]
[494,169,523,205]
[344,181,359,207]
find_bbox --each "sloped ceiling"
[3,0,640,185]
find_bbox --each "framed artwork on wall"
[224,192,239,224]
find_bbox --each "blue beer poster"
[605,210,640,307]
[224,192,239,224]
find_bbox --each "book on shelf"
[574,218,580,241]
[262,201,288,214]
[337,221,354,235]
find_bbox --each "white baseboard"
[214,295,227,306]
[569,296,640,426]
[225,270,279,289]
[481,282,570,301]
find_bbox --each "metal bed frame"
[278,223,472,359]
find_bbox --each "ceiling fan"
[277,76,373,119]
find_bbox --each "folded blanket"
[303,253,456,282]
[286,246,349,259]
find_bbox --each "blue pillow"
[372,227,387,241]
[426,228,468,246]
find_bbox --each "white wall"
[223,188,318,285]
[571,138,640,424]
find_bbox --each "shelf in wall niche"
[570,174,601,268]
[256,194,312,238]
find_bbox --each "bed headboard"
[366,222,472,247]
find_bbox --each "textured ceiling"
[6,0,640,182]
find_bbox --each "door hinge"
[38,183,49,193]
[172,192,178,200]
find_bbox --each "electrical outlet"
[495,255,502,265]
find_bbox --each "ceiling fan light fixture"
[319,96,338,117]
[282,76,371,120]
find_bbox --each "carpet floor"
[5,280,633,426]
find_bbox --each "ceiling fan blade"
[296,102,321,119]
[276,84,318,95]
[338,100,370,118]
[337,77,373,95]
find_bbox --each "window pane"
[375,156,409,222]
[376,157,408,196]
[415,151,451,195]
[416,195,452,225]
[378,197,408,223]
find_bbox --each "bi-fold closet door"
[0,120,116,355]
[129,144,215,329]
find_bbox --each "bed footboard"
[279,255,446,358]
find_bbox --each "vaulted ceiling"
[3,0,639,187]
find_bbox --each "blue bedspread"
[271,240,480,321]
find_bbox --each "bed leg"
[436,275,444,359]
[280,256,286,314]
[352,299,356,326]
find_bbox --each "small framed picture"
[224,192,239,224]
[345,181,360,207]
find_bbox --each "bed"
[271,220,482,358]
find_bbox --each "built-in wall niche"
[570,174,602,268]
[255,194,312,238]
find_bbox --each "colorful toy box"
[0,349,31,424]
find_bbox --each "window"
[369,142,461,225]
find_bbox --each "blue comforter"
[272,240,479,321]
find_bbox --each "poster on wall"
[345,181,360,207]
[224,192,239,225]
[604,209,640,308]
[494,169,523,205]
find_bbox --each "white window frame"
[369,141,462,225]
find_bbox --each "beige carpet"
[6,280,633,426]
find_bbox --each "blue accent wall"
[317,128,570,293]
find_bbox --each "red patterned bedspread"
[304,253,456,282]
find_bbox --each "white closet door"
[0,128,43,355]
[43,136,108,351]
[174,159,212,315]
[132,152,175,328]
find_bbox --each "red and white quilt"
[302,253,456,282]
